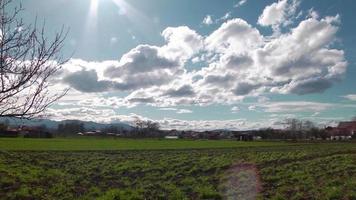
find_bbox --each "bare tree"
[302,120,315,131]
[134,118,160,131]
[284,118,301,132]
[145,120,160,131]
[134,118,145,130]
[0,0,68,119]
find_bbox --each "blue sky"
[14,0,356,130]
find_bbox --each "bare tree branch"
[0,0,69,119]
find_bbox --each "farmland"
[0,138,289,151]
[0,139,355,199]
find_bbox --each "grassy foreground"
[0,137,290,151]
[0,139,355,199]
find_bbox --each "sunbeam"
[111,0,160,41]
[88,0,99,30]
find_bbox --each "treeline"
[55,119,162,138]
[1,118,354,140]
[251,128,328,140]
[252,119,328,140]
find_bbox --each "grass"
[0,138,355,199]
[0,137,291,151]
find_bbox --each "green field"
[0,138,290,151]
[0,138,355,200]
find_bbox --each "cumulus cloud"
[62,69,113,93]
[101,26,202,91]
[57,2,347,109]
[205,18,263,53]
[47,104,272,130]
[47,107,118,123]
[232,82,261,96]
[161,26,203,61]
[158,118,267,131]
[258,0,300,32]
[105,44,178,76]
[164,85,195,97]
[203,15,213,25]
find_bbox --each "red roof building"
[325,121,356,140]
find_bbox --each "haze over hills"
[0,118,133,131]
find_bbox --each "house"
[253,136,262,140]
[232,131,254,141]
[325,121,356,140]
[79,130,103,136]
[179,131,200,139]
[0,129,20,137]
[165,135,179,139]
[338,121,356,134]
[21,126,52,138]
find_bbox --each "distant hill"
[0,118,133,131]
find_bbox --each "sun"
[85,0,155,41]
[89,0,99,17]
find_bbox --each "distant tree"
[284,119,300,132]
[283,119,320,139]
[283,119,300,139]
[57,121,84,136]
[145,120,160,131]
[302,120,315,131]
[255,128,274,139]
[0,0,68,119]
[309,127,327,140]
[133,118,161,138]
[0,123,7,131]
[134,118,145,130]
[103,125,122,134]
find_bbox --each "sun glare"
[84,0,158,45]
[89,0,99,20]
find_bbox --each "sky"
[12,0,356,130]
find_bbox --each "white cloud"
[307,8,319,19]
[258,0,300,32]
[161,26,203,61]
[248,105,257,111]
[258,0,288,26]
[231,106,240,113]
[203,15,213,25]
[47,107,117,123]
[158,118,272,131]
[205,18,263,53]
[234,0,248,8]
[218,12,232,22]
[257,101,333,113]
[57,3,347,109]
[258,96,270,103]
[203,13,232,26]
[343,94,356,101]
[110,37,118,44]
[159,107,193,114]
[46,106,273,131]
[176,109,193,114]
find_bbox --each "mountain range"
[0,118,133,131]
